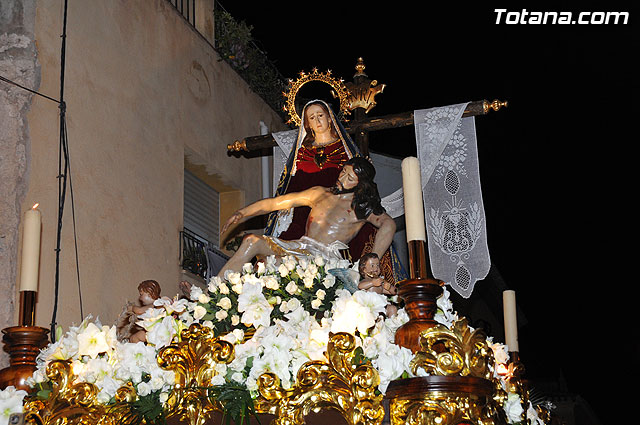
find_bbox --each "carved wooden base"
[0,326,49,391]
[386,376,500,425]
[394,278,443,353]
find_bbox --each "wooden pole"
[228,99,506,153]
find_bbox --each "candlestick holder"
[0,326,49,391]
[0,289,48,391]
[394,240,444,353]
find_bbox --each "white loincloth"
[263,235,348,261]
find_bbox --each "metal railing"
[213,1,288,120]
[180,228,210,279]
[180,228,230,280]
[167,0,196,28]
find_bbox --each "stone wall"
[0,0,39,368]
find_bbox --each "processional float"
[1,59,549,425]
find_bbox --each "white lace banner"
[271,129,298,237]
[272,129,298,194]
[414,103,490,298]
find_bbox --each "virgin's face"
[305,104,331,135]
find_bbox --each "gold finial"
[483,99,508,113]
[354,57,367,77]
[227,140,247,152]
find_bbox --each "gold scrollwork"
[282,68,352,126]
[390,394,499,425]
[157,323,235,425]
[410,318,495,379]
[23,360,127,425]
[255,332,384,425]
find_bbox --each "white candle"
[19,203,42,292]
[401,157,426,242]
[503,290,519,352]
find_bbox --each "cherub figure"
[358,252,398,317]
[116,280,161,343]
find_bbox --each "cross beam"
[227,99,507,154]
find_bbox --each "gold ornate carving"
[410,318,495,379]
[390,393,499,425]
[255,332,384,425]
[345,58,385,114]
[227,139,248,152]
[23,360,138,425]
[482,99,508,113]
[157,323,235,425]
[282,68,352,126]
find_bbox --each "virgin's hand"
[222,210,244,234]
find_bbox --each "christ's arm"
[366,212,396,259]
[222,186,325,234]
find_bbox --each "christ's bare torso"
[304,188,364,245]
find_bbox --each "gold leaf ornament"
[255,332,384,425]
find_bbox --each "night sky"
[218,2,634,420]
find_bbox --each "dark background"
[218,1,635,421]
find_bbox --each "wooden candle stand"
[394,240,444,353]
[0,326,49,391]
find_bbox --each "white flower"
[231,315,240,326]
[311,299,322,309]
[137,381,152,396]
[215,310,228,321]
[353,290,388,317]
[217,297,232,310]
[242,263,253,274]
[232,329,244,342]
[303,276,314,289]
[283,256,296,271]
[322,274,335,288]
[489,340,510,365]
[237,282,273,328]
[285,281,298,295]
[286,298,301,313]
[504,393,524,423]
[231,283,243,295]
[226,271,242,286]
[265,255,278,272]
[189,285,204,301]
[198,293,211,304]
[96,375,122,404]
[278,263,289,277]
[203,320,214,328]
[331,290,382,335]
[208,276,221,293]
[263,275,279,290]
[193,305,207,321]
[373,344,414,394]
[315,289,326,300]
[159,392,169,404]
[0,386,27,424]
[256,261,266,275]
[76,322,111,358]
[218,282,230,294]
[146,316,177,348]
[313,256,324,267]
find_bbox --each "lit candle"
[503,290,519,352]
[19,203,42,292]
[401,157,426,242]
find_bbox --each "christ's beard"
[330,183,355,195]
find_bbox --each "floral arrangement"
[2,253,547,425]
